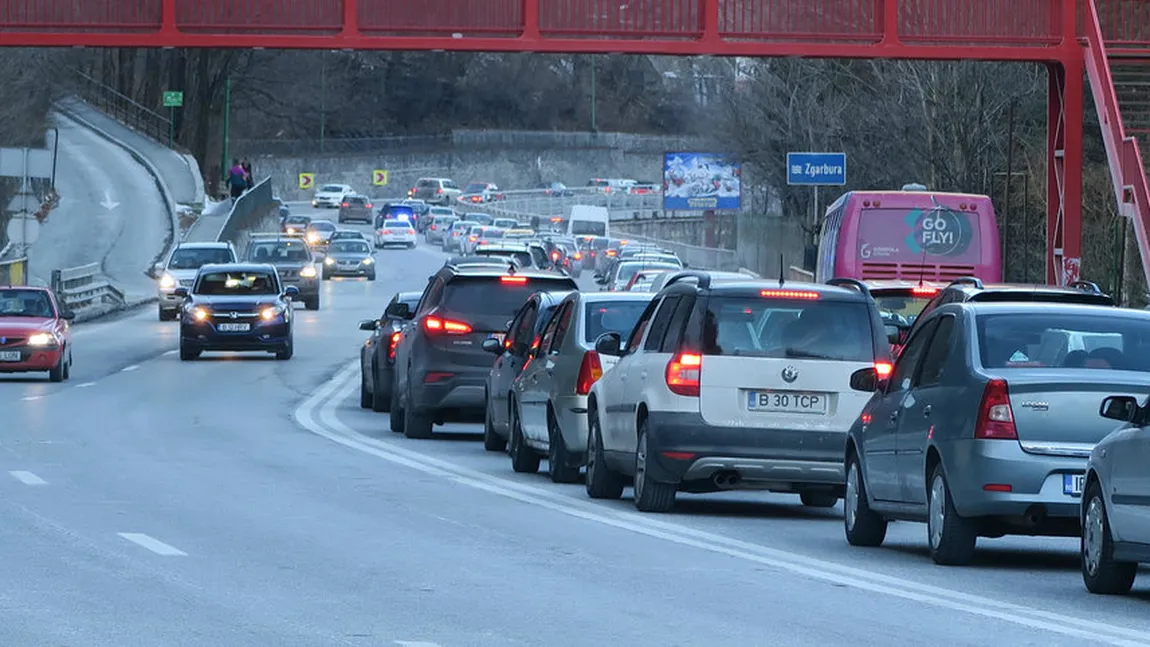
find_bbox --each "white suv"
[584,273,891,512]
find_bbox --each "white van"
[567,205,609,238]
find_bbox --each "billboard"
[663,152,741,211]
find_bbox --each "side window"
[888,318,939,394]
[538,303,568,355]
[548,302,576,353]
[914,315,955,388]
[510,301,538,351]
[659,295,695,352]
[626,298,661,353]
[643,296,682,351]
[416,277,444,315]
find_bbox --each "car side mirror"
[149,262,164,278]
[594,332,622,356]
[284,286,300,299]
[172,287,189,298]
[1099,395,1140,423]
[849,367,879,392]
[60,309,75,321]
[883,323,904,345]
[359,319,379,331]
[482,338,504,354]
[385,302,413,320]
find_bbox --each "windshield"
[285,216,310,225]
[248,240,311,263]
[383,220,409,228]
[430,208,453,216]
[320,185,343,193]
[308,221,336,232]
[476,249,531,267]
[494,219,518,228]
[480,229,504,239]
[169,247,233,270]
[873,292,935,326]
[196,271,279,295]
[616,262,680,284]
[858,207,982,264]
[468,214,493,226]
[329,241,370,254]
[698,296,874,361]
[0,289,55,317]
[977,312,1150,370]
[453,221,477,231]
[571,220,607,236]
[442,277,576,317]
[585,300,649,343]
[464,183,487,193]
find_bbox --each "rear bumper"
[644,411,846,490]
[410,366,489,417]
[0,347,63,372]
[378,236,416,245]
[554,394,591,454]
[944,439,1088,521]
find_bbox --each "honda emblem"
[229,312,238,319]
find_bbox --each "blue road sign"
[786,152,847,186]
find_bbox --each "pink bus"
[815,186,1002,284]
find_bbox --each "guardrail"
[217,177,275,244]
[458,188,664,222]
[0,257,28,285]
[50,263,125,311]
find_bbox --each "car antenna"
[915,246,928,289]
[778,252,785,287]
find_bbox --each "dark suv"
[389,265,579,439]
[338,194,373,224]
[359,291,422,413]
[897,277,1115,351]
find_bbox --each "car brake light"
[501,276,527,284]
[551,252,560,261]
[974,379,1017,440]
[381,229,392,235]
[341,202,349,208]
[874,361,893,377]
[911,287,939,296]
[665,352,702,397]
[469,236,478,242]
[606,250,617,257]
[574,252,582,260]
[437,188,444,194]
[365,203,372,209]
[407,229,415,235]
[576,351,604,395]
[424,316,472,335]
[430,224,437,230]
[387,331,401,359]
[760,289,820,299]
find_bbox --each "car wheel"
[800,492,838,508]
[547,408,580,484]
[359,368,372,409]
[305,297,320,311]
[927,463,978,566]
[158,305,175,321]
[48,351,66,383]
[584,408,624,500]
[1082,480,1137,594]
[633,421,676,513]
[275,338,293,360]
[509,404,540,474]
[844,454,888,547]
[63,351,72,380]
[179,343,200,361]
[371,361,391,413]
[403,384,434,439]
[389,384,404,433]
[482,389,507,451]
[322,272,331,281]
[368,272,376,281]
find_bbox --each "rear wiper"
[785,349,839,360]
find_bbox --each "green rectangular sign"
[162,91,183,107]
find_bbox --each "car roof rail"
[1068,280,1103,295]
[948,276,984,289]
[826,277,872,299]
[663,270,711,290]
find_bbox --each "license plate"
[747,390,827,415]
[1063,473,1086,496]
[0,350,21,361]
[218,323,251,332]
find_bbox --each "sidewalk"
[54,96,204,205]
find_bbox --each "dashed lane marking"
[162,350,178,356]
[21,396,42,401]
[9,471,47,485]
[121,365,139,372]
[117,533,187,556]
[75,382,97,388]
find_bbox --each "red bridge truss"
[2,0,1149,287]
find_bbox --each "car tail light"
[365,203,372,209]
[469,236,478,242]
[424,316,472,335]
[874,361,893,378]
[407,229,415,235]
[575,351,604,395]
[430,224,437,231]
[665,352,702,397]
[606,250,617,257]
[573,252,582,260]
[437,188,444,194]
[911,287,938,296]
[501,275,527,284]
[381,229,392,235]
[974,379,1017,440]
[387,331,401,359]
[760,289,820,299]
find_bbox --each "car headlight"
[159,273,176,289]
[191,306,210,321]
[307,233,320,243]
[260,305,285,321]
[362,257,374,264]
[300,266,317,278]
[286,227,297,235]
[27,332,56,347]
[324,257,335,265]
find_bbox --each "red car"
[0,286,74,382]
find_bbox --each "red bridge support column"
[1047,58,1085,285]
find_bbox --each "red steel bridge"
[2,0,1149,287]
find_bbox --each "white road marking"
[75,382,97,388]
[117,533,187,556]
[162,350,178,356]
[21,395,42,401]
[394,642,444,647]
[9,471,46,485]
[121,364,139,372]
[296,363,1150,647]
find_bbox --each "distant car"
[425,213,458,245]
[338,194,374,224]
[465,212,494,227]
[442,220,479,254]
[375,218,417,249]
[312,184,352,209]
[0,286,75,382]
[281,214,311,235]
[536,182,574,197]
[460,182,504,204]
[305,219,338,254]
[175,263,298,361]
[359,291,423,413]
[157,241,238,320]
[244,234,321,310]
[322,239,376,281]
[410,178,462,206]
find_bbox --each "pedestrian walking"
[242,159,254,190]
[226,159,247,202]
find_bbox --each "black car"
[359,291,422,412]
[338,194,374,224]
[389,264,579,439]
[281,214,311,235]
[174,263,298,361]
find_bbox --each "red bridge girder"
[2,0,1149,286]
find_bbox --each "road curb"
[74,296,156,324]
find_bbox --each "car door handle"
[922,405,932,418]
[889,411,899,422]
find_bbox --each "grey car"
[244,235,321,310]
[844,301,1150,566]
[425,212,458,245]
[321,239,376,280]
[359,291,422,413]
[442,220,478,254]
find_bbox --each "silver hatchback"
[844,302,1150,566]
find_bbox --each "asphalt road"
[2,203,1148,646]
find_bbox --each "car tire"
[482,390,507,451]
[305,297,320,311]
[547,409,580,484]
[322,272,331,281]
[179,343,200,361]
[63,351,72,380]
[368,272,376,281]
[633,421,676,513]
[48,351,66,383]
[800,492,838,508]
[403,385,434,439]
[584,408,624,500]
[275,338,293,360]
[158,305,175,321]
[927,464,978,566]
[844,454,888,547]
[1082,480,1137,594]
[407,242,416,249]
[509,404,540,474]
[371,361,391,413]
[359,369,373,409]
[389,385,405,433]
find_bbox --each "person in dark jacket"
[226,159,247,201]
[241,159,253,190]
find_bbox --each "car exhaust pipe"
[712,470,740,489]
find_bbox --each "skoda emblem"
[781,366,798,383]
[229,312,238,319]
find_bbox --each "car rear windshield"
[464,183,486,193]
[494,219,518,228]
[443,276,576,316]
[697,296,874,361]
[249,241,311,263]
[453,221,477,231]
[585,300,649,343]
[476,250,532,267]
[197,271,278,295]
[345,197,367,205]
[873,292,935,327]
[169,247,233,269]
[970,290,1115,306]
[480,229,504,239]
[468,214,493,225]
[977,312,1150,370]
[617,262,681,284]
[383,220,409,228]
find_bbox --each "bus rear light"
[873,200,881,207]
[760,289,820,299]
[666,352,702,397]
[863,200,870,207]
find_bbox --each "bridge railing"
[217,177,276,244]
[50,263,125,312]
[71,70,172,146]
